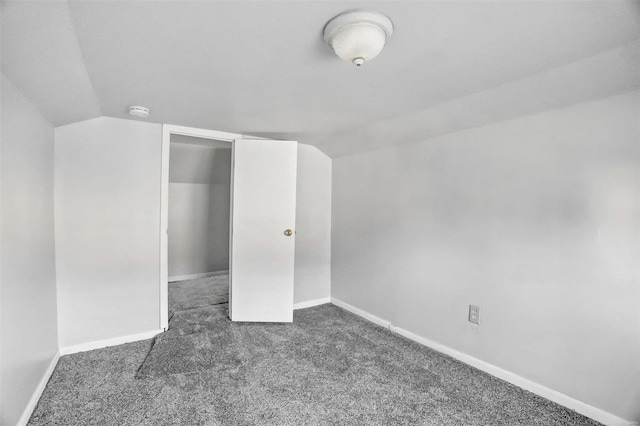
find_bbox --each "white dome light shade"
[330,23,386,66]
[323,10,393,67]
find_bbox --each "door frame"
[160,124,247,329]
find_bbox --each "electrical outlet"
[468,305,480,325]
[389,324,397,333]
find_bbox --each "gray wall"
[168,139,231,277]
[55,117,162,348]
[208,183,231,272]
[332,91,640,422]
[168,183,215,277]
[0,75,58,425]
[294,144,331,303]
[168,183,230,276]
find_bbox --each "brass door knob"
[284,229,293,236]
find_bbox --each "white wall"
[54,121,331,349]
[332,91,640,423]
[0,75,58,425]
[55,117,162,349]
[168,183,229,277]
[169,183,213,277]
[208,183,231,271]
[168,140,231,277]
[294,144,331,304]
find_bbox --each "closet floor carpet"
[28,301,600,425]
[168,272,229,315]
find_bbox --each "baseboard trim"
[60,329,164,356]
[169,270,228,282]
[17,350,60,426]
[293,297,331,310]
[330,298,391,328]
[330,297,636,426]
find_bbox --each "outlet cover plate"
[469,305,480,325]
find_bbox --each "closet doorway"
[160,126,241,329]
[159,125,298,330]
[166,133,231,313]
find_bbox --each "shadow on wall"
[168,136,232,277]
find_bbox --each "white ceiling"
[2,1,639,158]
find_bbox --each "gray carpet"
[168,272,229,316]
[29,281,601,425]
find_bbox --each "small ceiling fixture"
[129,105,149,118]
[323,10,394,67]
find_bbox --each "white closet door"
[229,139,297,322]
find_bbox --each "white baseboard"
[60,329,164,355]
[17,350,60,426]
[169,270,228,282]
[293,297,331,310]
[330,298,392,329]
[330,297,636,426]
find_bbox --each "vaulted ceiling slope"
[169,135,231,185]
[2,1,639,158]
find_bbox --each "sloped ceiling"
[2,1,639,158]
[169,135,231,185]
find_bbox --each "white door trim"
[160,124,245,329]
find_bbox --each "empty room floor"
[28,279,600,425]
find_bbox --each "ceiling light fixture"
[323,10,393,67]
[129,105,149,118]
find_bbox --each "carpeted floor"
[168,272,229,316]
[29,277,601,425]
